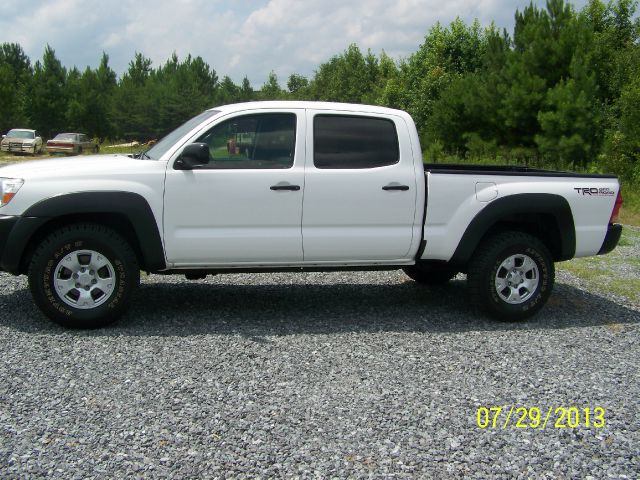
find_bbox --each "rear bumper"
[598,223,622,255]
[46,146,75,154]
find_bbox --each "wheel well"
[474,213,563,261]
[19,214,146,274]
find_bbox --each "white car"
[1,129,43,155]
[0,101,624,328]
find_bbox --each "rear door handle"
[270,184,301,191]
[382,184,409,191]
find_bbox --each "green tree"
[309,44,379,103]
[536,54,602,168]
[27,45,67,137]
[260,71,283,100]
[0,43,32,132]
[287,73,309,98]
[601,44,640,180]
[239,76,254,102]
[151,53,218,137]
[386,19,488,139]
[111,53,155,139]
[216,76,241,105]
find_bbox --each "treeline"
[0,0,638,182]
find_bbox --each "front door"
[163,110,305,266]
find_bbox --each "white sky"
[1,0,589,87]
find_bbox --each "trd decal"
[574,187,615,196]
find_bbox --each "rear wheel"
[467,231,554,321]
[403,262,458,285]
[28,223,140,328]
[77,146,83,155]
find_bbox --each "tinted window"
[314,115,399,169]
[196,113,296,169]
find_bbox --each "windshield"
[145,110,219,160]
[7,130,35,139]
[53,133,77,141]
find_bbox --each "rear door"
[302,110,418,262]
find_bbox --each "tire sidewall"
[485,241,552,319]
[30,228,138,328]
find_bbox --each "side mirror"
[174,143,210,170]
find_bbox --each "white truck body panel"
[422,173,619,261]
[0,155,167,235]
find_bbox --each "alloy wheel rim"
[53,250,116,309]
[494,254,539,304]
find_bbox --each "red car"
[46,133,99,155]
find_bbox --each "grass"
[619,188,640,226]
[558,226,640,305]
[100,142,148,156]
[0,143,148,162]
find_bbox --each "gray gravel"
[0,270,638,478]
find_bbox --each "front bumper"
[1,143,36,153]
[598,223,623,255]
[0,215,19,271]
[0,215,48,274]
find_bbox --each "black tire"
[77,146,83,155]
[403,262,458,285]
[467,231,554,321]
[28,223,140,328]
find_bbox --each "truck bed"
[424,163,618,179]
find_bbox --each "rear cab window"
[313,115,399,169]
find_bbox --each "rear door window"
[313,115,399,169]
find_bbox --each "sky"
[1,0,590,87]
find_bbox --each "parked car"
[0,101,623,328]
[0,129,43,155]
[46,133,99,155]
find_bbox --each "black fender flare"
[448,193,576,266]
[2,191,165,273]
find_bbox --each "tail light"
[609,190,623,224]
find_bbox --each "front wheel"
[467,231,554,321]
[28,223,140,328]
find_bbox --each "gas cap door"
[475,182,498,202]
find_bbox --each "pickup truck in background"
[0,101,623,328]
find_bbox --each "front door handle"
[270,184,301,191]
[382,184,409,191]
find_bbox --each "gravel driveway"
[0,270,638,478]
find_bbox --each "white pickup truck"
[0,101,623,328]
